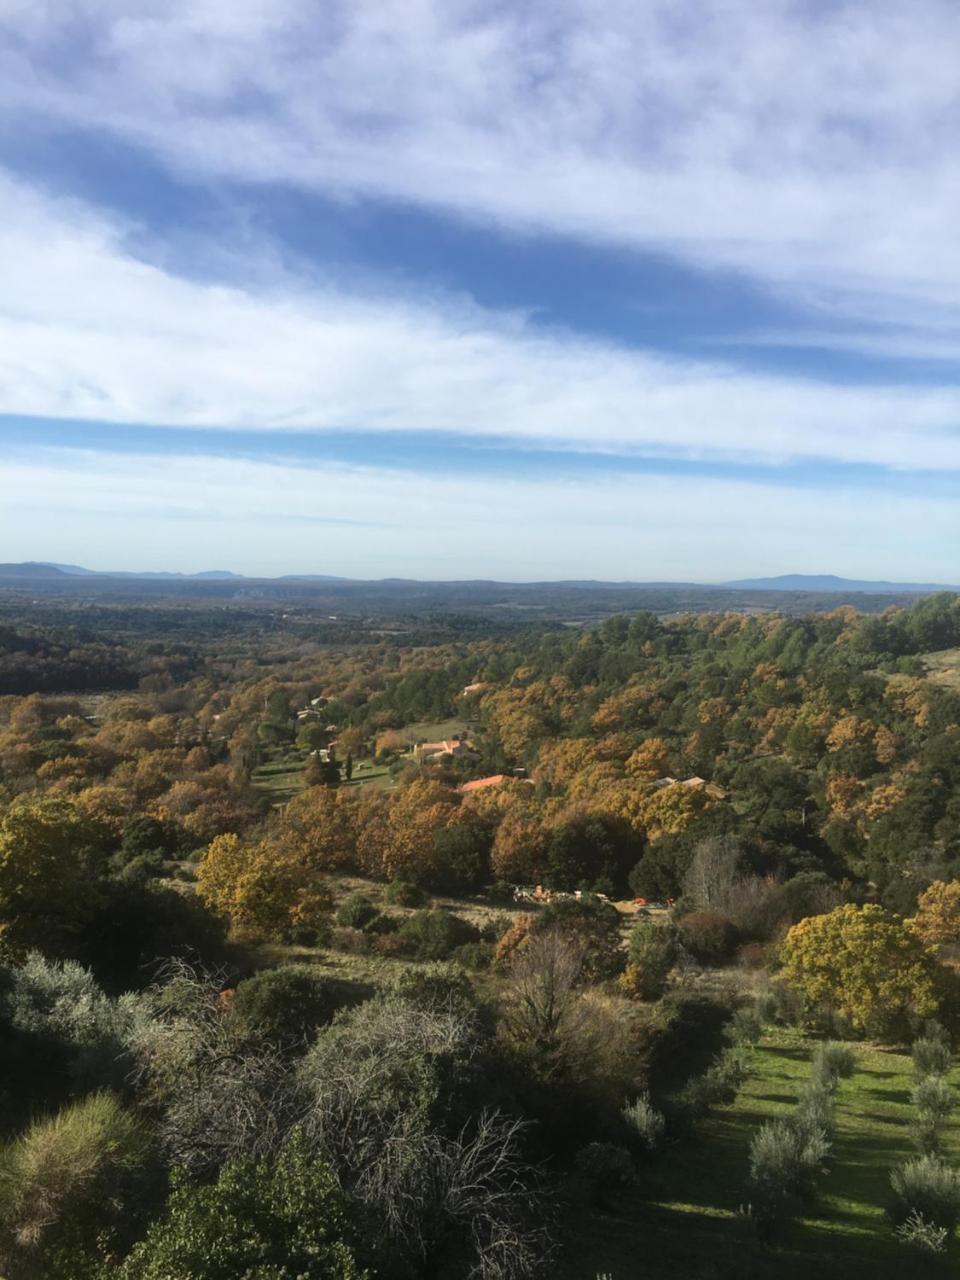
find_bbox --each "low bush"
[392,963,478,1013]
[676,912,739,965]
[895,1208,949,1255]
[914,1075,955,1125]
[572,1142,636,1208]
[910,1076,955,1156]
[382,880,428,908]
[621,922,675,1000]
[811,1041,857,1089]
[228,967,337,1049]
[334,895,380,931]
[331,927,372,954]
[622,1094,665,1153]
[397,910,480,961]
[478,914,514,944]
[914,1025,952,1079]
[737,941,768,970]
[0,1091,152,1274]
[794,1081,835,1141]
[724,1005,764,1047]
[682,1046,752,1111]
[451,941,493,971]
[890,1155,960,1233]
[370,933,408,958]
[749,1116,829,1212]
[487,881,515,905]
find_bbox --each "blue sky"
[0,1,958,581]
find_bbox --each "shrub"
[724,1006,764,1047]
[370,932,408,958]
[382,880,428,908]
[228,967,337,1049]
[331,927,372,955]
[895,1209,949,1255]
[749,1116,829,1208]
[494,914,533,969]
[452,941,493,971]
[334,895,380,931]
[811,1041,857,1089]
[0,952,140,1096]
[0,1092,152,1273]
[623,921,675,1000]
[622,1094,665,1153]
[478,913,514,944]
[890,1156,960,1232]
[910,1076,955,1155]
[683,1046,752,1111]
[487,880,516,905]
[110,1131,366,1280]
[794,1081,835,1141]
[572,1143,636,1208]
[397,910,480,960]
[914,1026,952,1079]
[530,897,624,981]
[392,963,478,1014]
[676,912,739,965]
[914,1075,955,1125]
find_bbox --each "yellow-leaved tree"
[780,903,942,1038]
[912,880,960,951]
[197,834,332,944]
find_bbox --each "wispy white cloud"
[2,445,957,581]
[2,0,960,332]
[1,171,959,470]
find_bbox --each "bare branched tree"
[500,931,590,1075]
[127,959,299,1176]
[682,836,745,913]
[298,995,550,1279]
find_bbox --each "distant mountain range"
[0,564,956,595]
[721,574,959,594]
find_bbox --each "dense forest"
[2,590,960,1277]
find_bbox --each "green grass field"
[252,748,398,802]
[561,1027,960,1280]
[394,718,471,744]
[251,747,307,801]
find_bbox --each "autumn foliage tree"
[780,903,942,1038]
[912,881,960,952]
[197,834,332,944]
[0,796,112,958]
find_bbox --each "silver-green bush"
[890,1156,960,1233]
[622,1093,665,1153]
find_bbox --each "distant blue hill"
[723,574,958,594]
[39,564,245,580]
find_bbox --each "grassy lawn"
[560,1027,960,1280]
[251,746,306,802]
[342,756,395,791]
[394,717,471,744]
